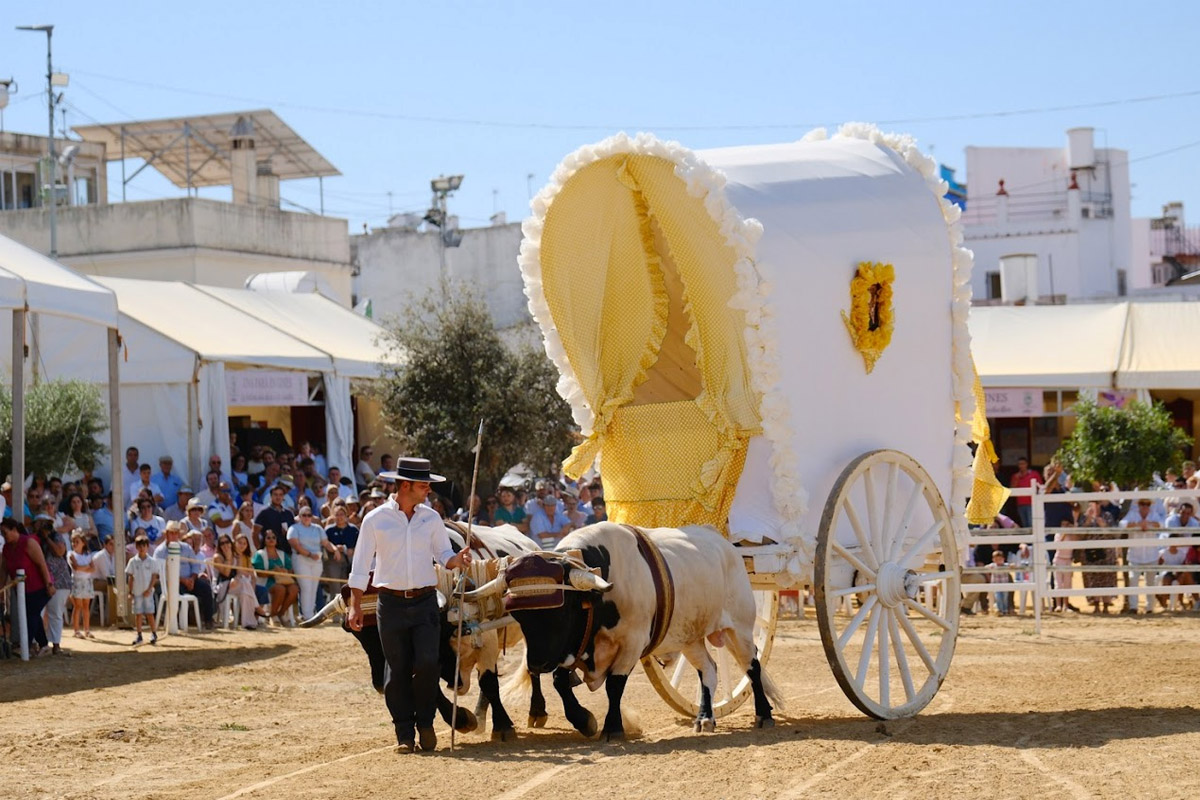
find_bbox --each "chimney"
[1067,127,1095,170]
[256,159,280,209]
[1067,170,1081,220]
[229,116,257,206]
[996,179,1009,227]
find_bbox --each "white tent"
[245,270,341,302]
[194,285,402,475]
[1117,303,1200,389]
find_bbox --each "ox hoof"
[693,717,716,733]
[602,729,625,742]
[528,714,548,729]
[578,713,598,738]
[453,711,478,734]
[754,716,775,730]
[491,728,517,742]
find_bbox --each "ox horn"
[568,568,613,593]
[300,594,346,628]
[462,573,508,600]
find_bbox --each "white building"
[963,127,1132,304]
[1129,201,1200,293]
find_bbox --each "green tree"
[0,379,110,478]
[1056,397,1193,488]
[373,289,576,496]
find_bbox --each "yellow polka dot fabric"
[962,367,1010,524]
[541,154,761,534]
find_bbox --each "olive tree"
[1056,397,1193,489]
[373,289,576,496]
[0,379,109,478]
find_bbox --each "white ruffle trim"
[832,123,976,554]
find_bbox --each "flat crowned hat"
[379,457,445,483]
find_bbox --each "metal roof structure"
[73,109,340,189]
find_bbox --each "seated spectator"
[255,485,296,555]
[528,494,571,548]
[56,493,96,541]
[232,502,261,549]
[494,486,528,533]
[207,454,231,488]
[354,445,375,491]
[252,530,298,626]
[91,493,114,542]
[90,536,118,626]
[182,497,211,535]
[289,472,319,513]
[153,522,216,630]
[319,483,341,521]
[1157,542,1191,611]
[481,495,499,526]
[585,496,607,525]
[327,467,353,500]
[230,453,249,491]
[130,499,167,546]
[163,486,194,523]
[155,455,185,512]
[212,534,263,630]
[208,482,237,539]
[1165,501,1200,530]
[195,470,221,507]
[324,503,358,584]
[562,490,587,530]
[128,464,164,508]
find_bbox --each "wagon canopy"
[521,127,981,551]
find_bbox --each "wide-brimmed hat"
[379,457,445,484]
[186,497,205,510]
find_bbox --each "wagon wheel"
[815,449,959,719]
[641,588,778,719]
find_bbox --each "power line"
[70,68,1200,132]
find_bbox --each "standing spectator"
[195,470,221,508]
[528,494,571,547]
[586,497,608,525]
[163,486,194,524]
[247,446,266,483]
[2,518,55,656]
[33,518,71,655]
[1165,500,1200,531]
[289,472,320,512]
[562,490,587,530]
[327,467,353,500]
[207,454,231,488]
[255,485,296,555]
[126,535,159,645]
[154,522,215,630]
[1008,457,1042,528]
[1120,498,1165,614]
[252,530,297,626]
[91,493,115,542]
[182,498,211,536]
[208,482,237,539]
[121,447,142,496]
[232,502,261,549]
[324,503,358,584]
[1078,501,1117,614]
[155,455,185,512]
[985,550,1013,615]
[480,495,499,527]
[230,453,249,491]
[128,463,164,507]
[1051,529,1080,612]
[68,530,95,639]
[319,483,341,521]
[494,486,528,533]
[56,494,96,542]
[287,508,335,620]
[355,446,376,491]
[379,454,395,476]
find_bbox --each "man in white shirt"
[194,470,221,507]
[348,457,470,754]
[208,482,236,539]
[354,446,376,490]
[1121,498,1166,614]
[121,447,142,495]
[128,463,164,507]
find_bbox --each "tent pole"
[108,328,128,622]
[11,310,24,516]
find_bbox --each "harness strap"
[574,598,596,667]
[621,524,676,659]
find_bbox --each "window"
[986,271,1001,299]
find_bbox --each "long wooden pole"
[450,419,484,752]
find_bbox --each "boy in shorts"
[125,535,160,645]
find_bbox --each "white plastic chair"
[155,561,201,632]
[219,592,241,629]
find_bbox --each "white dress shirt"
[348,498,454,592]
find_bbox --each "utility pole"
[16,24,57,259]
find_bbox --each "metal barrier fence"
[967,487,1200,633]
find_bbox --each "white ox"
[466,522,784,739]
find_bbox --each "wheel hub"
[876,562,918,608]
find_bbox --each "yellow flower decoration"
[840,261,895,374]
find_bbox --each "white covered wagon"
[517,124,1001,720]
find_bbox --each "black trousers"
[376,592,439,740]
[182,575,215,624]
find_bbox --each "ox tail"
[499,662,532,709]
[758,659,786,712]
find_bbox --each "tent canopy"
[198,285,401,378]
[94,277,332,373]
[969,304,1128,388]
[1117,303,1200,389]
[0,233,119,327]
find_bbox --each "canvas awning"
[968,303,1128,388]
[0,233,119,327]
[197,285,401,378]
[93,277,332,373]
[1117,302,1200,389]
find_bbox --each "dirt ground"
[4,609,1200,800]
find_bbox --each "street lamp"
[425,174,464,298]
[15,24,60,258]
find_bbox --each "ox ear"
[568,568,612,593]
[463,572,508,600]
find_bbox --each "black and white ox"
[302,522,548,740]
[465,522,784,740]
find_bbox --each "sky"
[1,1,1197,233]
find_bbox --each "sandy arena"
[4,611,1200,799]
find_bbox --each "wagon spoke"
[854,603,883,690]
[832,541,877,581]
[911,570,954,584]
[829,583,876,598]
[881,462,899,556]
[888,480,924,563]
[888,609,916,702]
[837,595,878,650]
[863,468,881,563]
[843,503,880,571]
[878,610,890,708]
[897,519,945,568]
[896,609,937,674]
[903,597,952,631]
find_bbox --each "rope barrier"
[0,577,22,593]
[176,554,350,585]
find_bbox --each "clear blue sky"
[1,1,1197,232]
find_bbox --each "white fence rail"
[967,486,1200,633]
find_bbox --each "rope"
[176,554,350,585]
[0,576,23,593]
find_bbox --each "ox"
[466,522,784,740]
[303,522,548,740]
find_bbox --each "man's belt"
[621,525,675,659]
[378,585,436,599]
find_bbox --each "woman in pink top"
[1,518,55,655]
